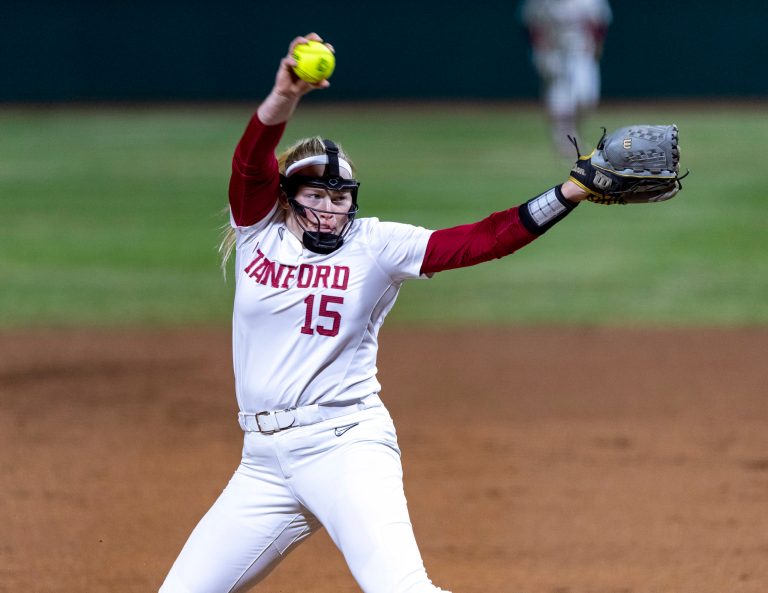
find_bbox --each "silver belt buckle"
[255,408,297,434]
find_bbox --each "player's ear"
[277,191,291,211]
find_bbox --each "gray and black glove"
[568,125,688,205]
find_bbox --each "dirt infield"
[1,327,767,593]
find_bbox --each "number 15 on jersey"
[301,294,344,337]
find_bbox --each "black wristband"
[518,185,578,235]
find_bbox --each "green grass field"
[1,102,766,327]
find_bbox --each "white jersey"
[231,205,433,413]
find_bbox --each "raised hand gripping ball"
[292,40,335,84]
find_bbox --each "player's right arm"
[228,115,285,227]
[229,33,330,227]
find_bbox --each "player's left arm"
[420,181,586,275]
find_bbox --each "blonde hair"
[218,136,356,277]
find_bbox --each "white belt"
[238,394,382,434]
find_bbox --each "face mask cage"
[280,139,361,254]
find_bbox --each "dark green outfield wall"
[2,1,766,101]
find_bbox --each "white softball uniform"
[159,205,450,593]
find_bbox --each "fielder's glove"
[568,124,688,205]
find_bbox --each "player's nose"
[317,197,337,214]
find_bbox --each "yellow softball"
[292,40,336,84]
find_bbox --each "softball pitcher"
[158,32,593,593]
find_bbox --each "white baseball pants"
[159,404,447,593]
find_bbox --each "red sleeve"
[228,113,287,227]
[419,207,538,275]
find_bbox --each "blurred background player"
[521,0,612,156]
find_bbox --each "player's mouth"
[318,225,336,233]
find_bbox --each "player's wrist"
[257,91,301,126]
[560,180,590,203]
[518,185,578,235]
